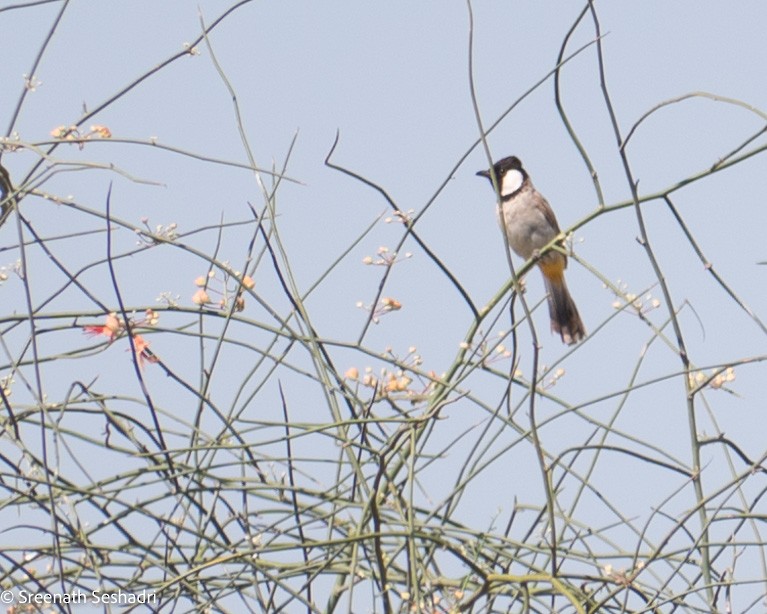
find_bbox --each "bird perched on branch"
[477,155,586,345]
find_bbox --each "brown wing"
[533,190,567,267]
[534,190,561,234]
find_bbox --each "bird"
[477,155,586,345]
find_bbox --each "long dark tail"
[544,274,586,345]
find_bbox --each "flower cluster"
[83,309,160,369]
[610,280,661,314]
[0,260,21,286]
[136,217,179,245]
[356,296,402,324]
[0,132,22,152]
[344,347,439,402]
[383,209,415,225]
[362,245,412,267]
[689,366,736,391]
[156,291,181,308]
[0,375,13,398]
[182,42,200,56]
[192,270,254,312]
[23,73,43,91]
[50,124,112,149]
[459,330,514,368]
[542,366,567,389]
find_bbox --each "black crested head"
[476,156,525,182]
[495,156,523,173]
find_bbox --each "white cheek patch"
[500,169,524,197]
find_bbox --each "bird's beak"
[476,169,490,178]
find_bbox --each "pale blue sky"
[2,2,766,611]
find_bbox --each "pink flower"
[83,313,123,343]
[130,334,158,369]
